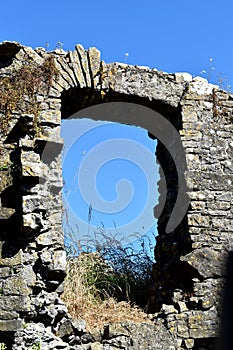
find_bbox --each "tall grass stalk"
[62,218,155,330]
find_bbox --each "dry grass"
[61,252,152,331]
[0,56,58,134]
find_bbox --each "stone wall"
[0,41,232,349]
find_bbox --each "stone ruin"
[0,41,232,349]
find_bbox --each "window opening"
[61,118,160,320]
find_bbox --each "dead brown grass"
[61,252,152,331]
[0,56,58,134]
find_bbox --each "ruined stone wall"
[0,41,232,349]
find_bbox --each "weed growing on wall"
[62,226,154,330]
[0,56,58,134]
[201,57,232,92]
[30,343,41,350]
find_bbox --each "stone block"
[54,318,74,338]
[3,273,30,295]
[0,207,15,219]
[184,338,195,348]
[0,267,11,278]
[0,319,22,331]
[188,214,210,227]
[88,47,101,87]
[36,230,63,247]
[91,343,103,350]
[39,109,61,125]
[76,44,92,87]
[0,244,22,266]
[68,49,86,87]
[23,212,44,231]
[53,250,67,271]
[0,296,30,312]
[181,248,227,278]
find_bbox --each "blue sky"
[1,0,232,255]
[1,0,232,88]
[62,119,158,252]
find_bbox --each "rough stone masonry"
[0,41,232,349]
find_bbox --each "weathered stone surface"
[0,207,15,219]
[55,56,77,87]
[91,343,103,350]
[181,248,227,278]
[13,323,70,350]
[186,77,217,99]
[54,317,74,338]
[21,150,48,177]
[75,44,92,87]
[68,49,86,87]
[36,230,63,247]
[0,266,11,278]
[39,109,61,125]
[102,63,186,107]
[2,273,30,295]
[0,169,12,194]
[53,250,67,271]
[0,318,22,331]
[23,212,44,230]
[88,47,101,87]
[0,311,19,323]
[72,319,86,333]
[0,243,22,266]
[0,296,31,312]
[0,41,232,349]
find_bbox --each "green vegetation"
[30,343,41,350]
[62,224,155,331]
[0,164,9,171]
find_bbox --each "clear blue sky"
[1,1,232,255]
[62,119,158,252]
[0,0,232,88]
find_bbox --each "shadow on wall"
[217,251,233,350]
